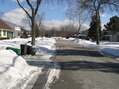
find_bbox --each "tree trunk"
[96,10,100,45]
[31,12,35,45]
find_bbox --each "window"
[18,33,20,36]
[3,30,6,36]
[0,30,1,36]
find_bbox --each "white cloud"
[100,13,106,17]
[43,20,69,28]
[64,7,68,10]
[81,24,90,31]
[1,8,89,31]
[1,8,27,26]
[43,20,89,31]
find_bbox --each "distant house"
[102,30,119,42]
[78,30,88,39]
[4,21,22,38]
[0,19,13,39]
[78,34,88,39]
[21,27,31,38]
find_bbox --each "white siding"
[0,29,7,38]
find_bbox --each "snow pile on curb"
[101,48,119,57]
[0,38,30,49]
[0,50,41,89]
[44,62,60,89]
[68,38,119,57]
[0,37,60,89]
[35,38,56,56]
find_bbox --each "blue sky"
[40,4,67,21]
[0,1,68,21]
[0,0,118,29]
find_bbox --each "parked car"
[66,34,72,39]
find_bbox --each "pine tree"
[104,16,119,41]
[88,15,101,41]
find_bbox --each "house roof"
[21,28,30,32]
[4,21,20,30]
[0,19,13,32]
[4,21,16,30]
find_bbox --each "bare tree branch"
[26,0,34,11]
[35,0,42,15]
[16,0,42,45]
[16,0,31,18]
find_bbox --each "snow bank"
[35,38,61,89]
[0,38,30,49]
[0,50,41,89]
[44,62,60,89]
[35,38,56,56]
[0,37,58,89]
[101,48,119,57]
[66,38,119,57]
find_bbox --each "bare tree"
[16,0,70,45]
[16,0,42,45]
[75,0,119,45]
[35,12,45,37]
[66,1,88,38]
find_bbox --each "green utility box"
[6,47,21,55]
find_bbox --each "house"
[78,34,88,39]
[0,19,13,39]
[78,30,88,39]
[21,27,31,38]
[4,21,22,38]
[102,30,119,42]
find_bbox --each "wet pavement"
[50,40,119,89]
[24,39,119,89]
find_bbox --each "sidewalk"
[22,53,51,89]
[23,53,60,89]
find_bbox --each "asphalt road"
[49,39,119,89]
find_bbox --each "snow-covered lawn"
[0,37,57,89]
[66,38,119,58]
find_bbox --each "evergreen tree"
[74,0,119,45]
[88,15,101,41]
[104,16,119,33]
[104,16,119,41]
